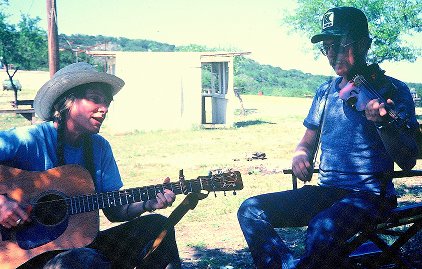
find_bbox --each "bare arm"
[292,128,319,182]
[365,99,418,170]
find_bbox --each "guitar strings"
[30,175,235,208]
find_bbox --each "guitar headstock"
[199,170,243,193]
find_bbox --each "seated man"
[237,6,419,269]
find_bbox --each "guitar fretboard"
[65,178,207,215]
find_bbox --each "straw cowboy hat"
[34,62,125,121]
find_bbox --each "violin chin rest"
[347,97,357,107]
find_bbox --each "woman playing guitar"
[0,63,181,269]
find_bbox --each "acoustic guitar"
[0,164,243,268]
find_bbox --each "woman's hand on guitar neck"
[113,177,177,221]
[147,177,176,211]
[0,194,31,229]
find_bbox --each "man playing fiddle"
[237,6,419,269]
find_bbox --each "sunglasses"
[319,41,357,56]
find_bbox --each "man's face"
[321,37,356,78]
[67,88,112,134]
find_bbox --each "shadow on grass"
[181,228,306,269]
[234,120,276,128]
[180,220,422,269]
[181,246,254,269]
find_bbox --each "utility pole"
[46,0,59,77]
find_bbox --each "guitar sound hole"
[33,193,68,226]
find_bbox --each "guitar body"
[0,165,244,268]
[0,165,99,269]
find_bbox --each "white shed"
[87,51,248,133]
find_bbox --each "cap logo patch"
[322,11,334,29]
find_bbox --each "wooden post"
[46,0,59,77]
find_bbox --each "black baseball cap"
[311,6,369,43]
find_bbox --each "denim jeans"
[237,185,397,269]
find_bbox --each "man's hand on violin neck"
[365,98,393,122]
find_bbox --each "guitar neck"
[66,178,206,215]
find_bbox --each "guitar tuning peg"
[179,169,188,195]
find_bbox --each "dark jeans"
[19,214,181,269]
[237,185,397,269]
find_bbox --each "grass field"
[1,89,421,268]
[100,94,313,268]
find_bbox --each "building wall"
[107,52,203,132]
[0,53,236,132]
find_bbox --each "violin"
[338,64,409,129]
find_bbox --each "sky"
[4,0,422,83]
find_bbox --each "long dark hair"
[52,82,112,178]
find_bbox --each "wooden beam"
[46,0,59,77]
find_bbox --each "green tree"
[176,44,212,52]
[0,10,17,67]
[15,15,48,70]
[285,0,422,63]
[1,1,48,71]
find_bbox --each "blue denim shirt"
[304,76,418,195]
[0,121,123,193]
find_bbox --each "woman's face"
[67,87,112,135]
